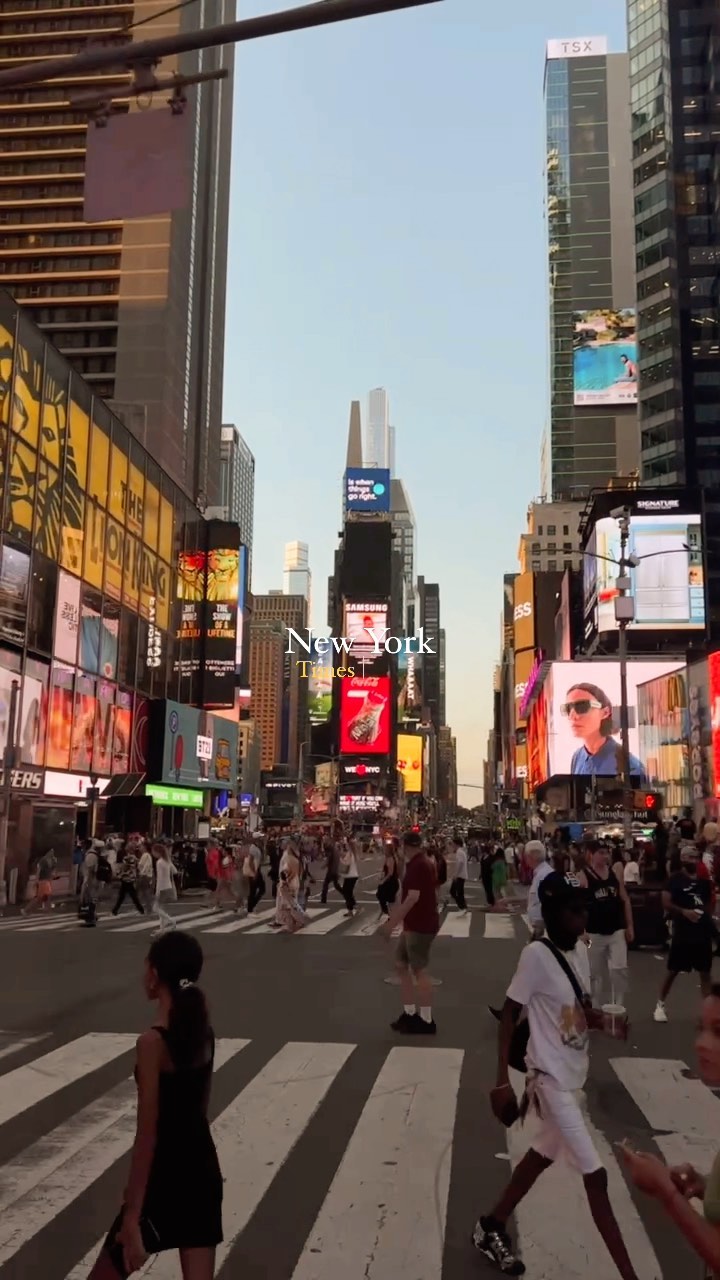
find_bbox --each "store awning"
[102,772,146,798]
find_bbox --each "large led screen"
[397,733,422,793]
[340,676,391,755]
[342,602,389,660]
[345,468,390,513]
[540,660,684,785]
[573,309,637,406]
[585,514,705,633]
[308,637,333,725]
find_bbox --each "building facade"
[518,498,585,573]
[218,424,255,581]
[417,577,441,730]
[250,592,308,771]
[390,478,416,633]
[247,620,284,771]
[545,37,638,496]
[0,290,223,883]
[283,542,311,602]
[0,0,234,507]
[364,387,394,472]
[628,0,720,624]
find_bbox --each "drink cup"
[601,1003,628,1040]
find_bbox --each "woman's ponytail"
[147,930,210,1067]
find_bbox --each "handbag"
[493,939,590,1074]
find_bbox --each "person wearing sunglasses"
[561,682,648,786]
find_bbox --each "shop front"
[145,700,238,837]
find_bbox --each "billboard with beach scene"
[573,309,637,406]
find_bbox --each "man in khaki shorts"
[382,829,438,1035]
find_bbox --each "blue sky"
[222,0,627,807]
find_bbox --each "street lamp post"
[614,508,636,852]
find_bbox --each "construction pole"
[0,0,441,91]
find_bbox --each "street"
[0,864,712,1279]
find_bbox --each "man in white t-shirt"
[449,836,469,912]
[473,872,640,1280]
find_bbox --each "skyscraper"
[545,37,637,497]
[417,577,441,729]
[283,542,311,603]
[365,388,394,471]
[248,621,285,771]
[628,1,720,617]
[219,424,255,583]
[251,592,308,771]
[0,0,235,507]
[390,479,416,633]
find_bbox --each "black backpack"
[96,854,113,884]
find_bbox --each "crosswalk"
[0,903,530,943]
[0,1028,710,1277]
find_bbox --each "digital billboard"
[345,468,391,513]
[151,700,238,790]
[585,512,705,634]
[537,661,684,784]
[203,521,240,709]
[235,544,248,670]
[343,602,389,660]
[397,650,423,720]
[573,309,637,406]
[710,653,720,800]
[308,636,333,725]
[340,676,391,755]
[397,733,422,792]
[513,573,535,653]
[514,649,535,729]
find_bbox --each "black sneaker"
[411,1015,437,1035]
[472,1217,525,1275]
[390,1011,417,1032]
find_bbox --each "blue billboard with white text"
[345,468,391,513]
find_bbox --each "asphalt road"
[0,859,713,1279]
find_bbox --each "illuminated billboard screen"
[585,513,705,634]
[345,468,391,513]
[397,650,422,720]
[573,309,637,406]
[537,660,684,785]
[340,675,391,755]
[342,602,389,660]
[203,521,240,709]
[235,544,248,670]
[308,636,333,725]
[397,733,422,792]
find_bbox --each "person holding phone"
[91,931,222,1279]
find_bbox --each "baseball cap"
[539,871,590,909]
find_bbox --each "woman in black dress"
[91,930,222,1279]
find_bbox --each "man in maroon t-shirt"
[382,830,438,1035]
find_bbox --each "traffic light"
[633,791,661,813]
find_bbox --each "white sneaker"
[653,1000,668,1023]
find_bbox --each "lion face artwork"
[0,322,83,564]
[206,549,239,603]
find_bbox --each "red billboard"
[709,652,720,798]
[340,676,391,756]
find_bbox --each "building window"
[563,525,569,535]
[537,525,543,535]
[563,541,573,552]
[531,542,541,553]
[548,561,558,571]
[564,559,573,569]
[547,525,556,536]
[531,560,541,571]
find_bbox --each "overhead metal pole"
[0,0,441,91]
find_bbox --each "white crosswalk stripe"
[0,1031,709,1277]
[0,905,529,942]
